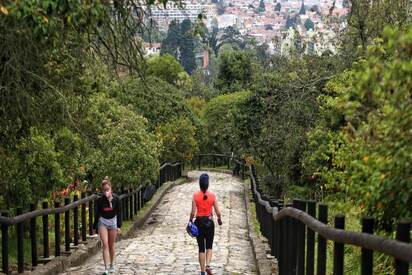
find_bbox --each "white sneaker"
[108,265,115,273]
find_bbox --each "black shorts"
[194,218,215,253]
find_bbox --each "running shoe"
[205,266,213,275]
[108,265,115,273]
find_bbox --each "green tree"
[0,0,193,208]
[235,55,340,192]
[186,96,207,118]
[342,0,410,58]
[161,20,181,57]
[146,54,185,85]
[112,76,201,131]
[155,117,199,162]
[299,1,306,14]
[179,19,197,74]
[286,16,297,29]
[160,19,197,73]
[215,50,256,92]
[83,93,160,190]
[176,71,193,93]
[218,26,246,51]
[259,0,266,12]
[204,91,251,153]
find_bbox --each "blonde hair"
[102,176,111,187]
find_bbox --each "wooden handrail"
[0,195,98,225]
[249,167,412,263]
[273,207,412,262]
[159,161,181,170]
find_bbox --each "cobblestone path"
[61,171,256,275]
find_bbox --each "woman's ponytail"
[199,173,209,200]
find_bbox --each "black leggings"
[194,219,215,253]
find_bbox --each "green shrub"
[204,90,251,153]
[155,117,199,162]
[83,93,160,189]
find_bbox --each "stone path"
[61,171,256,275]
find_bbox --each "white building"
[149,1,216,28]
[144,43,161,56]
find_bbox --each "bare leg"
[98,226,109,269]
[206,249,213,267]
[108,229,118,266]
[199,252,206,272]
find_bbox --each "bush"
[83,93,160,190]
[146,54,185,85]
[155,117,199,162]
[0,127,82,208]
[204,90,251,153]
[113,76,200,130]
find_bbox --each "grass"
[242,179,262,236]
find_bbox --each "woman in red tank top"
[189,173,222,275]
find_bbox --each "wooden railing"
[0,162,182,274]
[191,153,247,179]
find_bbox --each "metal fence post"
[296,200,307,275]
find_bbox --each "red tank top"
[193,191,215,217]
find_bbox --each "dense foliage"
[215,50,256,92]
[0,0,199,209]
[302,27,412,227]
[146,54,186,85]
[204,91,251,154]
[156,117,199,162]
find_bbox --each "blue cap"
[199,173,209,191]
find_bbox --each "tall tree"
[299,1,306,14]
[179,19,197,74]
[161,20,181,57]
[259,0,266,12]
[161,19,197,74]
[215,50,255,92]
[345,0,410,53]
[146,54,185,85]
